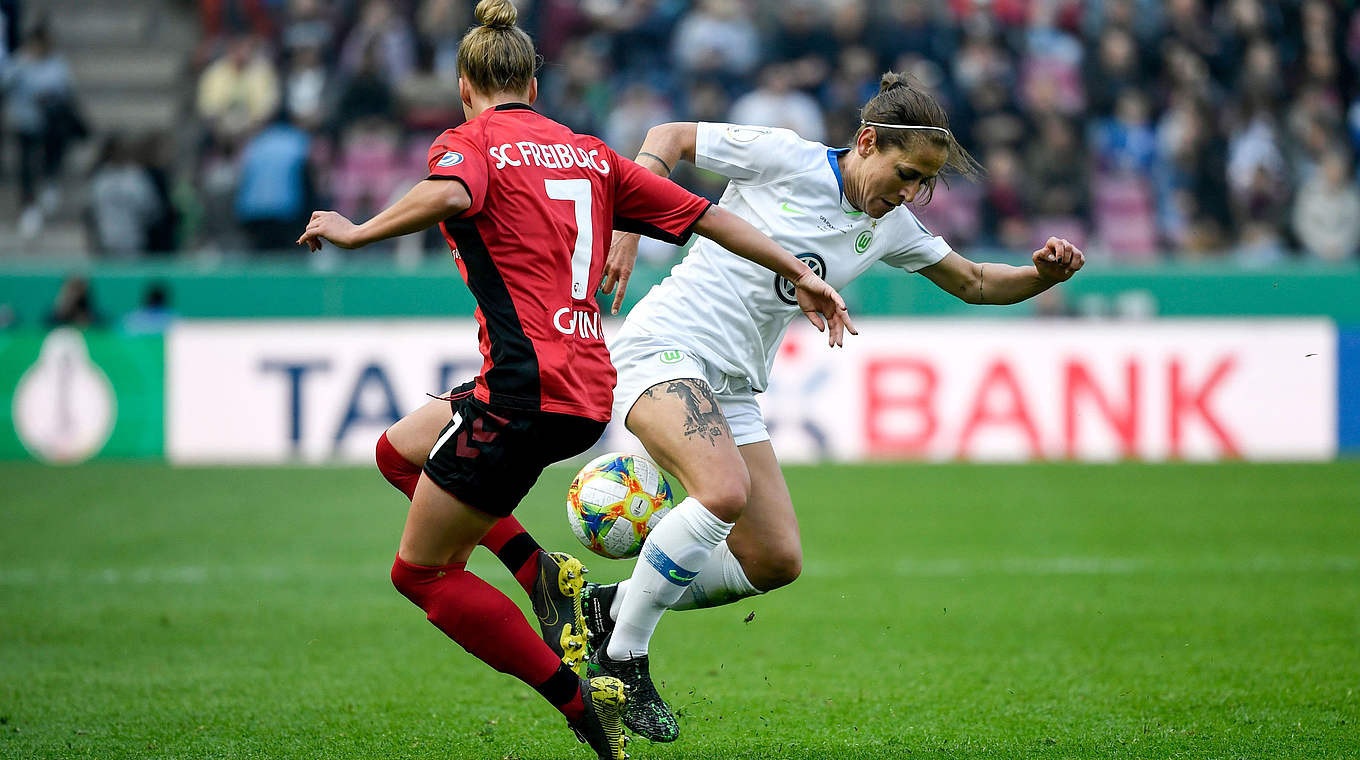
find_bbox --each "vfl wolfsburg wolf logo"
[775,252,826,306]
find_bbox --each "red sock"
[375,431,421,499]
[480,516,543,594]
[390,555,584,720]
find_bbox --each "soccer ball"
[566,452,676,559]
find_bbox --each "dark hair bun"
[879,72,910,93]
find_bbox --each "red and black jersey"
[427,103,711,422]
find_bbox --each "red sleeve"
[609,149,712,245]
[427,127,490,217]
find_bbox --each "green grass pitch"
[2,461,1357,759]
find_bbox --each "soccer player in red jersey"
[296,2,853,757]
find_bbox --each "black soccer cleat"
[531,552,589,670]
[569,675,630,760]
[580,581,618,657]
[587,636,679,743]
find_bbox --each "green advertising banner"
[0,329,164,462]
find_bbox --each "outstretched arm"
[691,205,857,347]
[297,179,471,251]
[918,237,1084,305]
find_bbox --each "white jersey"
[618,123,952,392]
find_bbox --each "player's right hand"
[793,270,857,347]
[297,210,362,251]
[601,231,641,315]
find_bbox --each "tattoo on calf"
[644,379,730,445]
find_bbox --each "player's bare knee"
[690,468,750,523]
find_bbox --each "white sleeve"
[695,122,817,184]
[879,210,953,272]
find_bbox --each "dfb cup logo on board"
[13,328,117,464]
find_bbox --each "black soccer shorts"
[422,382,607,517]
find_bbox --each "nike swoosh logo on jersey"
[780,202,806,215]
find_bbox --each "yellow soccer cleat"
[532,551,590,670]
[569,675,630,760]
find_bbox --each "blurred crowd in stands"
[4,0,1360,264]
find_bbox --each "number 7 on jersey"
[543,179,595,300]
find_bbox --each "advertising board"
[165,319,1337,464]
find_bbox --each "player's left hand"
[297,211,363,251]
[601,231,641,315]
[1032,237,1084,282]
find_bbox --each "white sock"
[669,540,761,610]
[609,579,628,620]
[606,497,732,659]
[606,541,759,618]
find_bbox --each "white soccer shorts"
[609,329,770,447]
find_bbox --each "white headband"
[861,121,951,136]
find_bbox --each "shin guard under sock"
[606,497,733,659]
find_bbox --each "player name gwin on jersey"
[489,141,612,174]
[554,306,602,340]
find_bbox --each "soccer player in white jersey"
[582,72,1086,742]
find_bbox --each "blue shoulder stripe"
[826,148,849,196]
